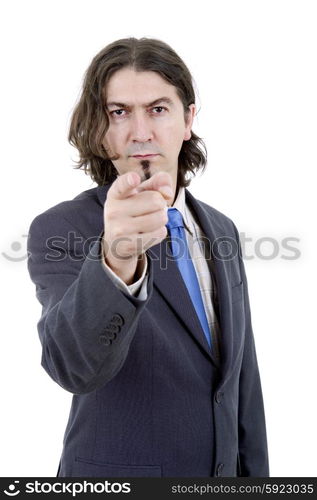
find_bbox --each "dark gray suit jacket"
[27,183,269,477]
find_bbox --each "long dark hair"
[68,37,207,187]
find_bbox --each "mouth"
[131,154,158,158]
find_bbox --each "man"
[27,37,269,477]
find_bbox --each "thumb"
[136,171,174,204]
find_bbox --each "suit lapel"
[147,237,219,366]
[185,190,234,381]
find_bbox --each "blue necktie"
[166,208,212,348]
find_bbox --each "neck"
[171,184,180,206]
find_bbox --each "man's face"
[102,67,195,194]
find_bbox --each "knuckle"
[125,241,135,254]
[112,180,125,199]
[150,191,165,210]
[156,225,167,240]
[153,210,167,228]
[160,208,168,225]
[117,176,126,193]
[112,226,124,239]
[106,208,119,221]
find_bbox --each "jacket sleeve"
[232,222,270,477]
[27,212,153,395]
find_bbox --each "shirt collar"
[170,185,193,235]
[172,185,185,213]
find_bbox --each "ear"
[183,103,196,141]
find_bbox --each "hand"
[103,171,174,284]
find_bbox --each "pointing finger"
[107,171,142,200]
[136,171,174,203]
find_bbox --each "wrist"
[102,242,144,285]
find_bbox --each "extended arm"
[27,212,152,395]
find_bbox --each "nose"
[130,111,153,143]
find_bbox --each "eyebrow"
[105,97,174,109]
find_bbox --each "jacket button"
[99,335,112,346]
[216,463,224,476]
[215,391,224,403]
[111,314,124,326]
[106,323,121,333]
[106,331,117,341]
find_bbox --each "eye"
[109,109,126,117]
[152,106,166,114]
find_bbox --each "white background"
[0,0,316,477]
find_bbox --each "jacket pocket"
[73,457,162,477]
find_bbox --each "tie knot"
[166,208,184,230]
